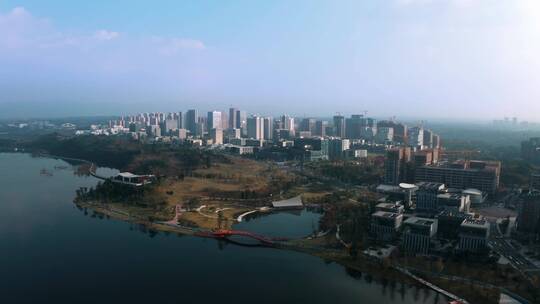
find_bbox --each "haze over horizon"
[1,0,540,120]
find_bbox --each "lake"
[0,153,447,304]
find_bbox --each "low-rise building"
[371,211,403,241]
[402,217,438,255]
[376,202,404,214]
[436,210,473,240]
[229,145,254,155]
[415,182,445,212]
[437,193,471,213]
[459,219,490,252]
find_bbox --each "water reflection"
[0,153,448,304]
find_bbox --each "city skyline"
[1,1,540,120]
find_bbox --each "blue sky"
[1,0,540,120]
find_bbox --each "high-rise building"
[163,119,178,135]
[281,115,295,137]
[207,111,222,131]
[237,110,247,130]
[517,191,540,235]
[294,138,329,161]
[345,115,363,139]
[333,115,345,138]
[408,127,424,149]
[186,109,198,136]
[384,147,412,185]
[377,120,408,144]
[314,120,328,137]
[247,116,264,140]
[328,138,350,161]
[220,111,228,130]
[423,129,434,149]
[229,108,238,129]
[209,128,223,145]
[375,127,394,143]
[300,118,316,133]
[263,117,273,140]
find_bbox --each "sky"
[1,0,540,120]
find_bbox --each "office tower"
[333,115,345,138]
[175,112,183,129]
[207,111,222,131]
[209,128,223,145]
[300,118,316,133]
[432,134,441,149]
[408,127,424,149]
[281,115,295,136]
[220,111,228,130]
[293,138,329,161]
[247,116,264,140]
[415,160,501,195]
[177,129,187,140]
[314,120,328,137]
[423,129,434,149]
[328,138,350,161]
[517,191,540,234]
[237,110,247,130]
[186,109,198,135]
[378,120,408,144]
[224,128,241,140]
[345,115,363,139]
[360,126,376,140]
[384,147,412,185]
[263,117,273,140]
[402,217,438,255]
[148,125,161,137]
[375,127,394,143]
[163,119,178,135]
[229,108,238,129]
[459,219,490,252]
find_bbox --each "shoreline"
[76,200,488,304]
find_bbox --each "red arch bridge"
[195,229,288,246]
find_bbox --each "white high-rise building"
[207,111,222,131]
[408,126,424,149]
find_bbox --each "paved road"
[488,221,539,275]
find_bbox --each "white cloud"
[93,30,120,41]
[154,37,206,55]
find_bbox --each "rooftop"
[461,218,489,229]
[372,211,401,219]
[272,195,303,208]
[404,216,436,227]
[417,182,445,192]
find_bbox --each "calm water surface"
[0,153,447,304]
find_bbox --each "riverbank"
[75,199,510,304]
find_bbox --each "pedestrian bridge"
[196,229,288,246]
